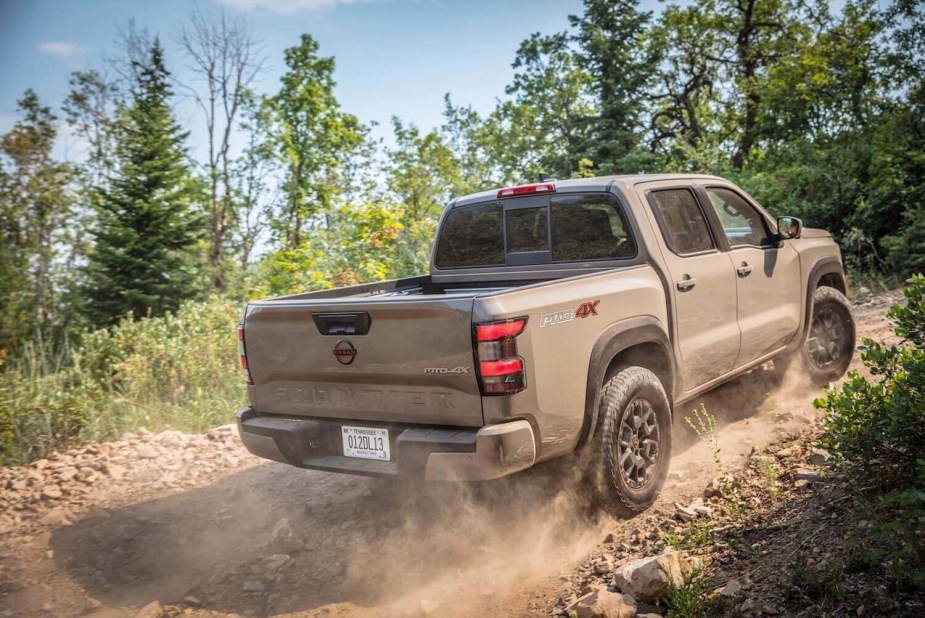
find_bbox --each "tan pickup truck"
[235,174,855,514]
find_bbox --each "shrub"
[814,274,925,585]
[0,298,246,465]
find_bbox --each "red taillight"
[496,182,556,198]
[237,326,253,385]
[479,358,524,377]
[476,319,526,341]
[474,317,527,395]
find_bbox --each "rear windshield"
[434,193,636,269]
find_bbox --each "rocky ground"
[1,290,916,618]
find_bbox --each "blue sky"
[0,0,667,160]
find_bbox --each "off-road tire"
[793,286,856,385]
[592,366,672,516]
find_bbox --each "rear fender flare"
[577,316,675,449]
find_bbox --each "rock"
[721,579,743,598]
[106,464,127,481]
[84,597,102,612]
[675,503,697,522]
[40,484,63,500]
[183,595,203,607]
[794,479,809,489]
[262,554,290,571]
[775,446,796,458]
[693,505,712,517]
[567,585,637,618]
[40,508,69,526]
[808,448,831,466]
[57,467,78,482]
[243,580,265,593]
[762,604,780,615]
[703,478,724,499]
[668,470,684,480]
[135,600,164,618]
[613,550,689,603]
[795,469,822,482]
[604,532,615,544]
[136,445,159,459]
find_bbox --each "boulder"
[567,585,637,618]
[135,601,164,618]
[613,550,689,603]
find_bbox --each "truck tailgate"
[244,297,483,426]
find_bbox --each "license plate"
[341,426,390,461]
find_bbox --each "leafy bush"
[0,298,246,465]
[814,274,925,585]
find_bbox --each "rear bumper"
[236,407,537,481]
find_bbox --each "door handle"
[737,262,753,277]
[676,275,697,292]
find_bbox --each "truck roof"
[449,173,727,209]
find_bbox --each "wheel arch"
[576,317,676,449]
[798,257,848,344]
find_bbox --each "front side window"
[434,203,504,268]
[649,189,715,255]
[705,187,772,247]
[550,195,636,261]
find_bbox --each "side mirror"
[777,216,802,240]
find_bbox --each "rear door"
[698,185,802,367]
[641,184,741,391]
[243,297,484,426]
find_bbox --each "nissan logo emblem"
[333,340,357,365]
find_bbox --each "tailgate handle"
[312,312,371,336]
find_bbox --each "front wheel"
[592,367,672,516]
[800,286,856,385]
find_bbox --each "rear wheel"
[592,367,672,516]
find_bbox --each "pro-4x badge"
[540,300,600,328]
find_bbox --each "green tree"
[261,34,365,250]
[386,118,464,274]
[569,0,661,173]
[85,39,204,326]
[0,90,75,350]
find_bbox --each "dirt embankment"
[0,291,905,618]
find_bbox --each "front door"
[699,185,802,368]
[641,185,741,392]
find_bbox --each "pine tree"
[85,38,203,326]
[569,0,660,174]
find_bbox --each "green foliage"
[0,298,245,465]
[685,404,741,509]
[259,201,405,296]
[85,39,204,327]
[0,90,77,349]
[261,34,365,250]
[816,275,925,488]
[661,566,718,618]
[815,274,925,585]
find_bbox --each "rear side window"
[434,203,504,268]
[551,195,636,261]
[649,189,715,255]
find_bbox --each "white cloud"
[216,0,376,15]
[38,41,91,67]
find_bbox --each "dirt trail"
[0,291,902,618]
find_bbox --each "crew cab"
[235,174,855,513]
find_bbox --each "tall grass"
[0,299,246,465]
